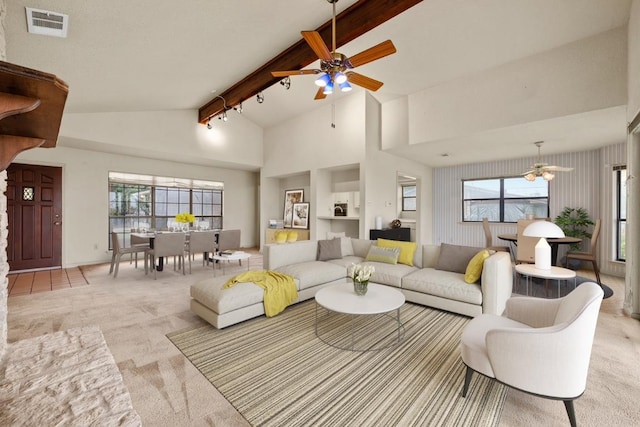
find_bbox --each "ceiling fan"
[522,141,574,181]
[271,0,396,100]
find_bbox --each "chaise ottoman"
[190,274,267,329]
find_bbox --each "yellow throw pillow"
[376,238,418,266]
[464,249,490,284]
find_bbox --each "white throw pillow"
[327,231,346,240]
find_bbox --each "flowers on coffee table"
[350,263,375,296]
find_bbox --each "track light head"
[280,77,291,90]
[206,119,212,129]
[256,92,264,103]
[234,102,243,114]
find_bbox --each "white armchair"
[460,282,604,427]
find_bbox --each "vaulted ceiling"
[4,0,633,167]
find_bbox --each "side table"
[515,264,577,298]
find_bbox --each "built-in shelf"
[317,216,360,221]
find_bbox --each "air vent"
[26,7,68,38]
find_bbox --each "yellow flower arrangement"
[175,212,196,223]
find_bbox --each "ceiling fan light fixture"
[334,72,347,84]
[542,171,555,181]
[323,81,334,95]
[339,81,352,92]
[524,173,536,182]
[315,73,331,87]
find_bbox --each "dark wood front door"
[6,163,62,271]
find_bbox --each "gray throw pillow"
[436,243,485,274]
[317,238,342,261]
[365,245,400,264]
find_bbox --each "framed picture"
[292,202,310,229]
[283,189,304,228]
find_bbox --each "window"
[463,176,549,222]
[402,185,416,211]
[615,166,626,261]
[108,172,223,249]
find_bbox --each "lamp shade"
[522,221,565,238]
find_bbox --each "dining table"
[131,230,220,272]
[497,234,582,266]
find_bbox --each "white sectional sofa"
[190,238,513,329]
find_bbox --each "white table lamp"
[523,221,565,270]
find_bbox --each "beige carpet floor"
[6,251,640,426]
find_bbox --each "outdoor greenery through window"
[615,166,626,261]
[402,185,416,211]
[463,176,549,222]
[109,172,223,249]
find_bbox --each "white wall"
[407,27,627,145]
[61,109,264,170]
[261,92,433,247]
[432,145,626,277]
[15,146,258,267]
[629,0,640,120]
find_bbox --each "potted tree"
[554,207,595,268]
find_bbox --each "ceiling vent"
[25,7,68,38]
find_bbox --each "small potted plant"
[349,263,375,296]
[554,207,594,267]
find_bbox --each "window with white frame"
[615,166,626,261]
[462,176,549,222]
[402,185,416,211]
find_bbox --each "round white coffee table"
[515,264,577,298]
[211,251,251,276]
[315,281,405,351]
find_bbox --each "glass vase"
[353,280,368,296]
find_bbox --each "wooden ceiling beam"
[198,0,423,124]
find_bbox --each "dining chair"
[129,232,151,268]
[144,232,187,279]
[109,232,149,278]
[565,219,602,284]
[515,219,538,264]
[186,230,217,273]
[216,229,242,266]
[482,218,510,254]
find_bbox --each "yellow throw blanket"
[223,270,298,317]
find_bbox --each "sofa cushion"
[191,276,264,314]
[436,243,484,274]
[339,237,354,257]
[317,238,342,261]
[365,245,400,264]
[464,249,490,284]
[327,231,346,239]
[275,261,345,291]
[326,255,364,270]
[402,268,483,305]
[362,261,419,288]
[351,238,373,258]
[376,238,418,266]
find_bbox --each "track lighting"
[218,111,228,122]
[234,102,243,114]
[280,77,291,90]
[256,92,264,103]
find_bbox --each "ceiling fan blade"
[314,87,327,100]
[271,69,319,77]
[521,170,536,176]
[543,165,574,172]
[346,40,397,68]
[346,72,384,91]
[301,31,333,61]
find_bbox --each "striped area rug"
[167,301,506,426]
